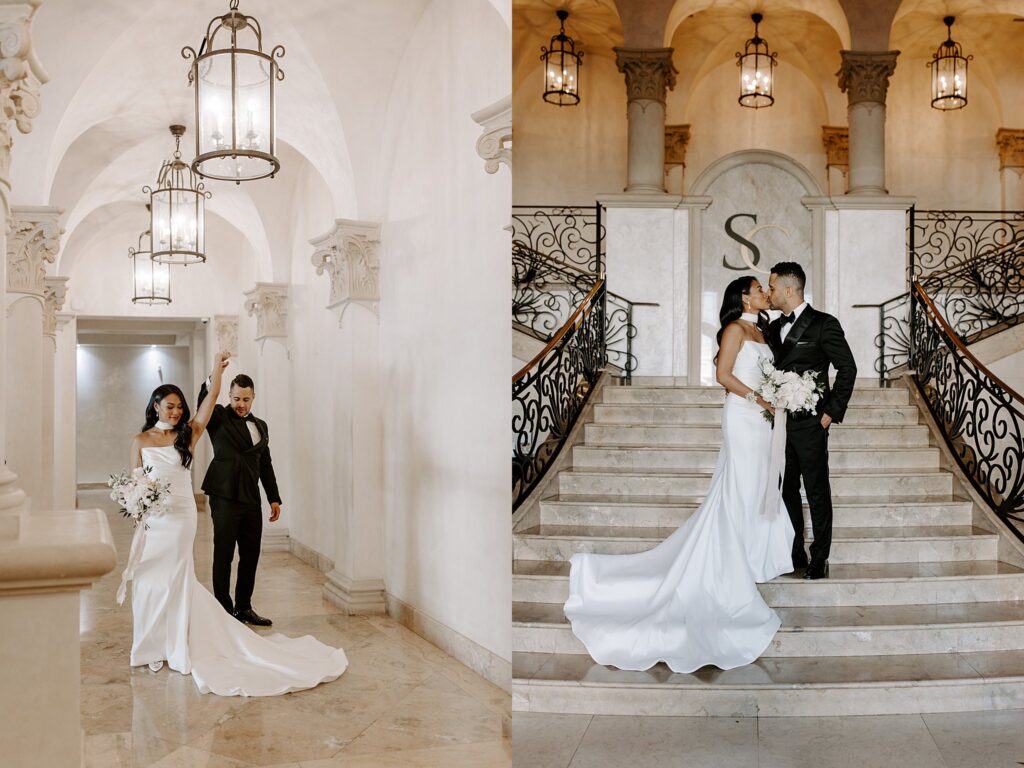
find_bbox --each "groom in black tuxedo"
[767,262,857,580]
[198,374,281,626]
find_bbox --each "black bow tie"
[231,411,255,422]
[780,313,795,327]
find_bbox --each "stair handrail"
[513,280,606,510]
[910,281,1024,538]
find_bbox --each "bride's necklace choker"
[740,312,759,323]
[155,420,176,432]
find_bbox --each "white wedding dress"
[564,340,795,673]
[128,444,348,696]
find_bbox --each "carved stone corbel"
[996,129,1024,176]
[309,219,381,328]
[213,314,239,357]
[471,94,511,175]
[0,1,48,180]
[243,283,288,343]
[822,126,849,174]
[7,205,62,298]
[42,275,68,339]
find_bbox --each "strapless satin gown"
[564,340,795,672]
[129,444,348,696]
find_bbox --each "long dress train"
[129,444,348,696]
[563,340,795,673]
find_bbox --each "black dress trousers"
[209,494,263,614]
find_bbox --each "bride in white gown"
[125,351,348,696]
[564,276,795,673]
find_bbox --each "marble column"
[614,48,677,194]
[996,129,1024,211]
[38,275,67,511]
[310,219,385,614]
[6,205,61,511]
[52,310,75,509]
[243,283,292,552]
[0,6,116,768]
[836,51,898,195]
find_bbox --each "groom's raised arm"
[197,378,224,433]
[821,315,856,424]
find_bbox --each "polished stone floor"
[513,710,1024,767]
[79,491,511,767]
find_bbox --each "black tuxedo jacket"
[197,381,282,507]
[767,305,857,424]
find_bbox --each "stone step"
[572,445,941,471]
[603,386,910,406]
[593,403,920,426]
[512,601,1024,657]
[512,649,1024,716]
[511,560,1024,606]
[538,494,974,528]
[513,524,997,564]
[584,423,932,448]
[558,468,953,498]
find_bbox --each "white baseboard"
[324,571,386,615]
[385,593,511,692]
[261,526,290,553]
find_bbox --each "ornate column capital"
[836,50,899,106]
[42,274,67,338]
[664,124,690,168]
[243,283,288,342]
[7,205,61,296]
[471,94,510,175]
[996,129,1024,172]
[0,1,48,181]
[822,125,849,171]
[614,48,677,106]
[213,314,239,356]
[309,219,381,328]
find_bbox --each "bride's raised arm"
[191,352,230,444]
[716,324,774,415]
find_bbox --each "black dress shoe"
[803,559,829,580]
[233,608,273,626]
[792,551,809,571]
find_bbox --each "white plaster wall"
[75,344,192,485]
[378,0,511,664]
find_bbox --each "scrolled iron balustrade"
[512,205,604,275]
[859,208,1024,385]
[910,282,1024,540]
[513,281,606,510]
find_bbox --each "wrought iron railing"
[513,281,606,510]
[910,282,1024,541]
[858,209,1024,385]
[512,205,603,275]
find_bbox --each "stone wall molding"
[471,94,511,175]
[6,205,61,297]
[243,282,288,343]
[836,50,899,106]
[614,47,677,106]
[309,218,381,328]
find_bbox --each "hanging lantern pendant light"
[541,9,583,106]
[183,0,285,182]
[737,12,777,109]
[130,209,171,305]
[928,16,971,111]
[145,125,210,266]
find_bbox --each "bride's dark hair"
[714,276,760,364]
[142,384,193,469]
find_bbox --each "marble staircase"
[512,380,1024,716]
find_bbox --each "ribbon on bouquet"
[761,408,788,517]
[116,522,147,605]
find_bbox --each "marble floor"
[79,490,511,768]
[513,710,1024,767]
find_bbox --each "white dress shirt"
[780,301,808,343]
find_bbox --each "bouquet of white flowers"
[108,466,171,528]
[110,466,172,605]
[747,357,823,424]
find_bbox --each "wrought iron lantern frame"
[144,125,210,266]
[928,16,971,111]
[129,225,171,305]
[183,0,285,182]
[736,12,777,109]
[541,9,583,107]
